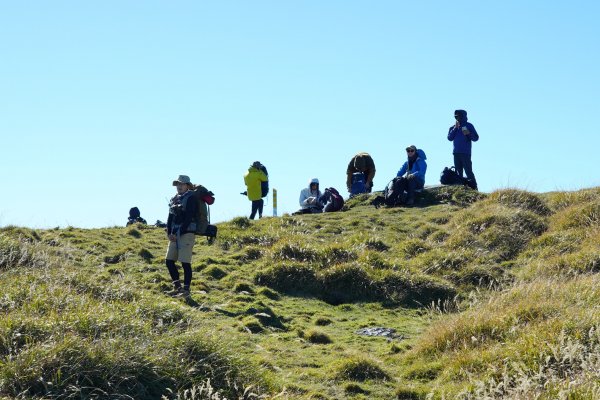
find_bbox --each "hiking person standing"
[396,145,427,205]
[297,178,323,214]
[243,161,268,219]
[346,152,376,195]
[448,109,479,190]
[165,175,198,298]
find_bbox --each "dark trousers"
[399,177,424,201]
[454,153,477,187]
[166,259,192,290]
[250,199,264,219]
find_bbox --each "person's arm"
[397,162,407,177]
[412,159,427,182]
[467,123,479,142]
[346,159,355,191]
[167,213,174,235]
[181,196,198,233]
[448,124,458,141]
[299,189,310,207]
[259,171,268,182]
[365,157,376,187]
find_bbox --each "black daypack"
[440,167,465,185]
[384,177,405,207]
[258,164,269,198]
[320,187,344,212]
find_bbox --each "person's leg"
[250,200,259,219]
[258,199,264,218]
[454,153,465,177]
[406,178,425,205]
[178,233,196,294]
[165,240,181,289]
[406,178,416,204]
[165,259,181,289]
[462,155,477,188]
[182,263,192,291]
[397,177,409,204]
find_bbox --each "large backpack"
[384,177,405,207]
[440,166,466,186]
[320,187,344,212]
[350,172,367,196]
[257,164,269,198]
[186,185,218,243]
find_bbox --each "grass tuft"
[334,357,390,381]
[305,329,332,344]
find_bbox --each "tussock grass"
[456,326,600,399]
[334,357,390,381]
[395,386,427,400]
[403,276,600,398]
[256,262,456,306]
[305,329,332,344]
[551,200,600,230]
[0,233,50,270]
[3,185,600,399]
[544,187,600,212]
[486,189,551,216]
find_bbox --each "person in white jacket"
[298,178,323,213]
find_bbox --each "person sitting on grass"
[395,145,427,206]
[296,178,323,214]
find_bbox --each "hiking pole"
[273,189,278,217]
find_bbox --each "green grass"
[2,185,600,399]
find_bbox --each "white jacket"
[299,187,322,209]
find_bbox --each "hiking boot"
[179,289,191,298]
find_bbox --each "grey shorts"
[166,233,196,263]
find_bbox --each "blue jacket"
[448,117,479,155]
[397,149,427,183]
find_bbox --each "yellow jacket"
[244,167,268,201]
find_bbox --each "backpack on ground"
[350,172,367,196]
[384,177,405,207]
[320,187,344,212]
[188,185,218,243]
[440,166,466,186]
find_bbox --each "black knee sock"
[165,259,181,288]
[182,262,192,290]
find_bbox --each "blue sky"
[1,1,599,228]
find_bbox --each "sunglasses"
[406,149,415,153]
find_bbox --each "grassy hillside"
[1,186,599,399]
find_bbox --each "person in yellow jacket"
[243,161,268,219]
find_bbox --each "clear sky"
[1,1,599,228]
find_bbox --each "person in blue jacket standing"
[448,109,479,190]
[396,145,427,205]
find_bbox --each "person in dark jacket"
[396,145,427,205]
[165,175,198,298]
[126,207,147,226]
[346,152,376,194]
[448,109,479,189]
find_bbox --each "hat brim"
[172,181,192,186]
